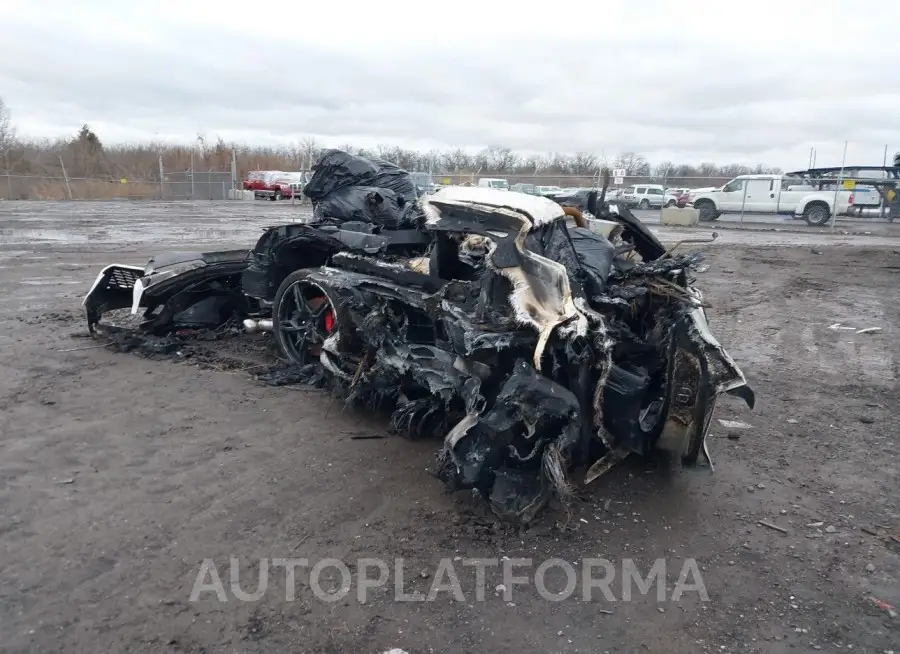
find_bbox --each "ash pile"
[83,150,754,523]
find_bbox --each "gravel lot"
[1,201,899,653]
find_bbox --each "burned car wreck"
[84,150,754,523]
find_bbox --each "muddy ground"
[1,201,898,653]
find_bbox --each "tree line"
[0,99,782,183]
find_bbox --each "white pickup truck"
[690,174,879,225]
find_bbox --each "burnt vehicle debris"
[83,149,755,523]
[84,250,253,335]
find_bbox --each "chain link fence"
[433,173,732,190]
[162,171,234,200]
[2,149,897,226]
[0,169,235,201]
[0,160,735,201]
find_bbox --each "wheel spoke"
[277,281,335,365]
[292,284,310,315]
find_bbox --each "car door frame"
[743,178,776,212]
[647,187,665,208]
[718,178,746,212]
[633,186,648,206]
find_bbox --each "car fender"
[692,193,719,209]
[794,194,834,218]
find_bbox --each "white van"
[621,184,665,209]
[477,178,509,190]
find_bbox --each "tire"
[272,190,283,201]
[695,200,719,221]
[639,199,650,209]
[802,202,831,226]
[272,269,339,365]
[665,199,676,208]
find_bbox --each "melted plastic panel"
[425,195,588,368]
[425,185,567,227]
[438,360,582,523]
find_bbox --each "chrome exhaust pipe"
[243,318,273,333]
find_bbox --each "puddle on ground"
[0,226,262,246]
[0,228,92,244]
[21,278,83,286]
[0,250,37,257]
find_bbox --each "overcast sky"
[1,0,898,170]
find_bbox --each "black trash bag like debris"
[312,185,418,228]
[303,149,418,205]
[568,227,615,295]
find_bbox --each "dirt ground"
[1,202,899,653]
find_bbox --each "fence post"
[830,140,848,230]
[222,181,226,201]
[739,180,748,226]
[58,156,73,200]
[4,151,10,200]
[159,155,164,200]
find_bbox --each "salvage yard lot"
[1,201,898,653]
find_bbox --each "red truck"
[243,171,306,201]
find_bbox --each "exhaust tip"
[243,318,273,333]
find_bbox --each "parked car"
[242,171,302,201]
[477,178,509,190]
[664,187,693,207]
[685,187,718,203]
[242,171,279,194]
[535,185,564,197]
[621,184,666,209]
[410,171,437,195]
[690,171,897,224]
[510,183,536,195]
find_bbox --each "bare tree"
[653,161,673,181]
[485,146,519,173]
[698,162,719,178]
[0,97,16,166]
[569,152,599,175]
[299,137,320,168]
[441,148,471,172]
[522,155,543,174]
[614,152,650,176]
[2,116,779,191]
[542,152,570,174]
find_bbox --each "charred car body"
[84,150,754,523]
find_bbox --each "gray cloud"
[2,0,899,169]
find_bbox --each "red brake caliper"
[306,295,336,351]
